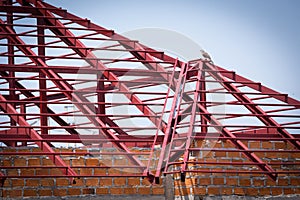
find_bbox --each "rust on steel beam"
[0,94,78,178]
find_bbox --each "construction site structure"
[0,0,300,198]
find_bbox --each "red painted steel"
[0,0,299,183]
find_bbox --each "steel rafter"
[0,94,78,178]
[0,0,299,183]
[205,62,300,149]
[0,18,146,170]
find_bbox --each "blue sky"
[48,0,300,100]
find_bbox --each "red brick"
[54,189,67,196]
[14,158,26,166]
[278,178,289,186]
[94,168,106,175]
[99,178,112,186]
[213,177,224,185]
[274,142,286,149]
[234,188,245,195]
[266,179,276,186]
[223,141,235,148]
[100,159,112,166]
[11,179,24,187]
[283,188,295,195]
[110,188,124,195]
[86,158,99,166]
[215,151,226,157]
[71,158,85,166]
[56,178,69,186]
[152,187,164,195]
[5,189,22,198]
[62,159,70,165]
[49,168,63,175]
[221,187,232,195]
[2,159,11,166]
[226,178,238,186]
[20,169,35,176]
[42,158,54,166]
[28,158,40,166]
[199,177,211,185]
[128,177,140,186]
[207,187,220,195]
[239,178,251,186]
[25,179,40,187]
[86,178,99,186]
[227,152,241,158]
[203,151,214,158]
[72,178,84,186]
[7,169,18,176]
[113,177,126,186]
[82,188,95,195]
[96,188,109,195]
[68,188,81,196]
[249,141,260,149]
[138,187,151,195]
[262,141,272,149]
[39,189,52,196]
[80,168,92,175]
[290,178,300,185]
[124,187,137,194]
[271,187,283,196]
[245,188,258,196]
[259,188,270,196]
[193,187,206,195]
[3,179,10,187]
[108,168,120,174]
[253,179,265,186]
[40,178,54,186]
[114,158,128,166]
[24,189,38,197]
[35,169,49,175]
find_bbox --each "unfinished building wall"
[1,140,299,199]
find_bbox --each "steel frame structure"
[0,0,300,184]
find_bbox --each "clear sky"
[47,0,300,100]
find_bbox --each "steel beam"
[0,94,78,178]
[206,62,300,149]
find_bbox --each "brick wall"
[0,140,299,199]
